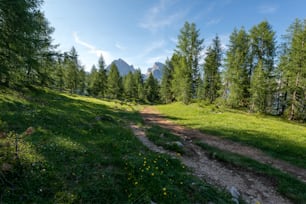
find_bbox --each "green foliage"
[156,103,306,169]
[278,19,306,120]
[107,63,122,99]
[0,0,55,86]
[202,35,222,103]
[144,73,159,103]
[160,59,173,104]
[123,72,135,100]
[174,21,204,101]
[224,28,250,108]
[171,54,192,104]
[249,21,276,113]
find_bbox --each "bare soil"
[128,107,306,204]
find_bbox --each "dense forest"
[0,0,305,121]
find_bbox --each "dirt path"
[130,124,291,204]
[140,107,306,183]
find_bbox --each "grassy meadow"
[0,87,233,203]
[155,103,306,169]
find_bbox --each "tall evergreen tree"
[249,21,276,113]
[0,0,55,86]
[107,63,121,99]
[175,21,204,100]
[279,19,306,120]
[160,58,174,103]
[202,35,222,103]
[144,73,159,103]
[65,47,80,94]
[123,72,135,100]
[133,69,145,101]
[171,54,192,104]
[224,28,250,107]
[88,65,99,96]
[97,55,107,97]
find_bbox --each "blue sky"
[42,0,306,73]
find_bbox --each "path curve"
[140,107,306,183]
[130,124,291,204]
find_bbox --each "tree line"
[0,0,159,103]
[0,0,305,121]
[160,20,306,121]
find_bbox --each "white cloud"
[73,32,112,65]
[258,4,278,14]
[206,18,222,26]
[115,42,127,51]
[139,0,185,31]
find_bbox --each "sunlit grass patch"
[156,102,306,168]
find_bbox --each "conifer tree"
[174,21,204,100]
[171,54,192,104]
[224,28,250,107]
[88,65,99,96]
[202,35,222,103]
[107,63,121,99]
[160,59,173,103]
[123,72,135,100]
[145,73,159,103]
[97,55,107,97]
[279,19,306,120]
[133,69,145,101]
[249,21,276,113]
[65,47,80,94]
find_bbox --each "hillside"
[0,88,233,203]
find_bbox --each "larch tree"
[224,28,250,108]
[202,35,222,103]
[107,63,121,99]
[160,58,173,104]
[249,21,276,113]
[174,21,204,101]
[144,73,159,103]
[279,19,306,120]
[133,69,145,101]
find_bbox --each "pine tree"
[249,21,276,113]
[107,63,121,99]
[160,58,173,103]
[202,35,222,103]
[224,28,250,107]
[145,73,159,103]
[175,21,204,100]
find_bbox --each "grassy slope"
[155,103,306,169]
[0,87,233,203]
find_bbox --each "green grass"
[155,102,306,169]
[146,125,185,154]
[196,141,306,203]
[0,87,233,203]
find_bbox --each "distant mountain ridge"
[106,58,136,76]
[106,58,165,81]
[144,62,165,81]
